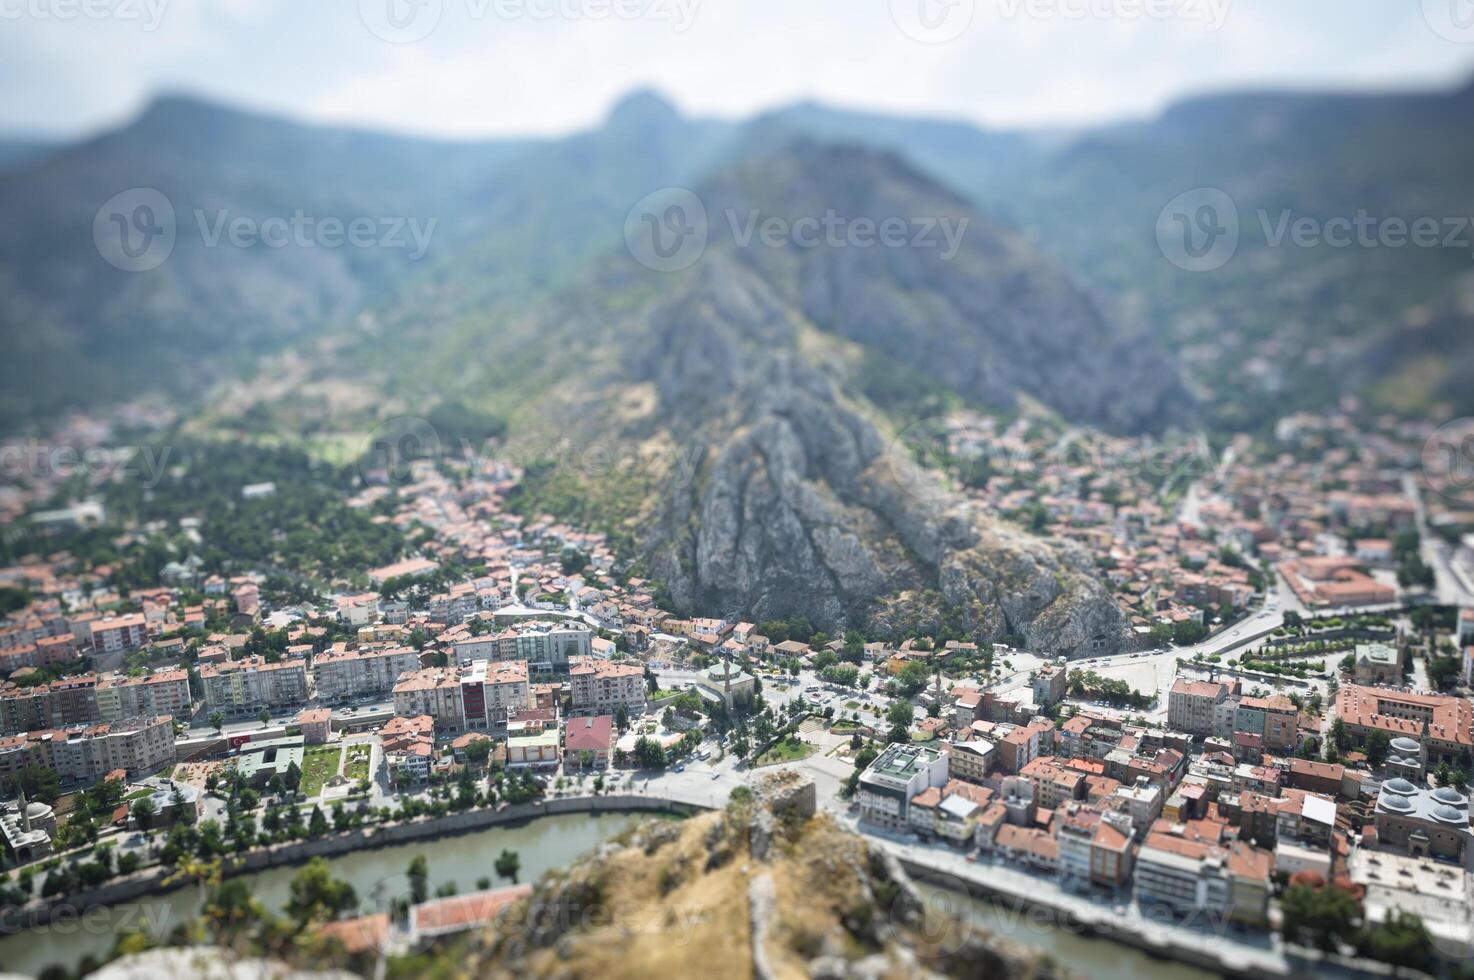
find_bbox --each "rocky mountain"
[9,79,1471,427]
[630,262,1116,645]
[696,141,1191,432]
[479,146,1134,648]
[0,92,734,423]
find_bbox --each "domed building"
[1374,777,1474,869]
[0,793,55,865]
[1384,736,1425,781]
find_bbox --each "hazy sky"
[3,0,1473,140]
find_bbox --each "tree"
[132,796,156,833]
[206,877,264,939]
[1366,730,1391,767]
[407,855,429,905]
[886,701,915,729]
[1280,882,1360,952]
[896,662,931,696]
[209,711,225,734]
[495,848,521,884]
[286,857,357,925]
[258,707,272,728]
[457,736,489,769]
[1358,909,1434,970]
[633,736,667,770]
[5,765,61,804]
[308,806,329,837]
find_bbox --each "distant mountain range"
[4,80,1472,426]
[2,80,1471,638]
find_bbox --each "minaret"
[19,787,31,834]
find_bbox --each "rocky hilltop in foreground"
[77,776,1062,980]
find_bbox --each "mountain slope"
[0,92,734,424]
[697,142,1191,432]
[416,146,1139,648]
[775,81,1474,425]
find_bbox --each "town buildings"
[96,669,193,721]
[0,714,174,783]
[392,668,467,735]
[199,657,309,717]
[568,657,646,714]
[565,714,614,769]
[857,743,948,831]
[460,659,532,729]
[1373,779,1474,870]
[1337,684,1474,765]
[312,647,421,703]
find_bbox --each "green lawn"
[844,700,860,709]
[344,744,372,783]
[755,736,815,767]
[298,745,342,798]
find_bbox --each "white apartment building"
[312,647,422,702]
[393,667,467,734]
[568,657,645,713]
[857,743,948,831]
[199,657,309,717]
[1167,678,1236,737]
[96,670,193,721]
[16,715,175,781]
[89,614,148,655]
[460,660,532,729]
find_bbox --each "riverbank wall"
[891,849,1289,980]
[0,794,704,931]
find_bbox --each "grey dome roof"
[1431,804,1468,825]
[1383,778,1419,796]
[24,801,51,818]
[1432,786,1468,807]
[1380,793,1413,813]
[1390,737,1420,753]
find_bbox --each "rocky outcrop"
[629,256,1126,653]
[459,778,1067,980]
[698,142,1193,434]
